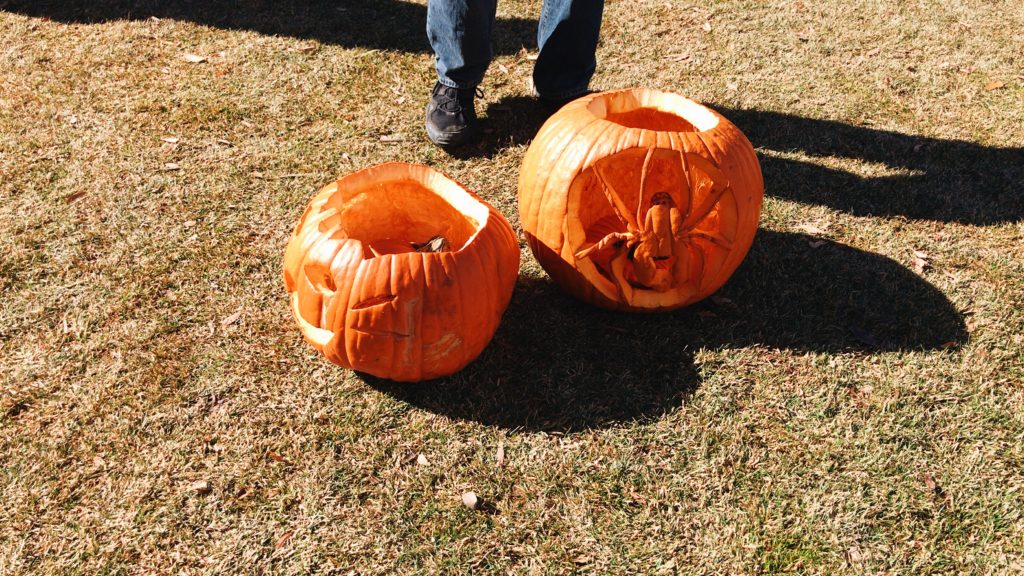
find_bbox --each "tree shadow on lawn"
[364,230,968,433]
[468,99,1024,225]
[2,0,538,55]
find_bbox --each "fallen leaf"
[161,136,179,144]
[398,451,417,466]
[379,134,404,142]
[182,219,196,228]
[918,472,941,494]
[275,531,294,549]
[846,546,863,564]
[912,254,931,274]
[497,62,509,74]
[795,222,830,235]
[295,44,317,53]
[189,480,211,494]
[416,453,430,466]
[64,191,87,204]
[984,80,1005,91]
[395,96,406,105]
[669,52,692,62]
[573,555,593,566]
[496,441,505,467]
[525,52,539,61]
[221,311,241,326]
[267,450,288,464]
[461,491,479,509]
[701,21,712,32]
[163,162,180,171]
[711,295,736,308]
[726,82,738,91]
[216,138,233,146]
[182,53,207,63]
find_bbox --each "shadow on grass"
[708,106,1024,226]
[363,230,967,432]
[2,0,538,55]
[457,100,1023,225]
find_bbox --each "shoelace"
[437,86,484,113]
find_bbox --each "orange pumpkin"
[283,163,520,381]
[518,88,764,311]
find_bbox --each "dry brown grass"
[2,0,1023,574]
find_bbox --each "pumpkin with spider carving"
[518,88,764,311]
[284,163,519,382]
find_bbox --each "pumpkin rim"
[573,88,722,135]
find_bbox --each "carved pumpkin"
[283,163,520,382]
[518,88,763,311]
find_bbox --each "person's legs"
[425,0,497,147]
[533,0,604,101]
[427,0,498,89]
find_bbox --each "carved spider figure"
[574,146,735,300]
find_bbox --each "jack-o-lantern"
[518,88,764,311]
[284,163,519,381]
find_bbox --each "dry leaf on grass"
[182,53,207,63]
[64,191,87,204]
[912,251,932,273]
[163,162,180,171]
[379,134,404,142]
[496,442,505,467]
[701,21,712,32]
[984,80,1005,91]
[416,453,430,466]
[275,531,294,549]
[726,82,738,91]
[220,311,241,326]
[161,136,179,144]
[189,480,211,494]
[795,222,830,235]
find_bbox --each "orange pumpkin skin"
[518,88,764,312]
[284,163,520,382]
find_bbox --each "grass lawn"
[1,0,1023,574]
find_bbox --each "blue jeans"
[427,0,604,100]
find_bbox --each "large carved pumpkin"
[518,88,763,311]
[283,163,519,381]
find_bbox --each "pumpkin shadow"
[711,106,1024,226]
[362,230,967,432]
[2,0,537,55]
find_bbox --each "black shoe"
[425,82,480,148]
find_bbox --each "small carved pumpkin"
[284,163,519,381]
[518,88,764,311]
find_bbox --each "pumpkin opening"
[587,90,719,133]
[319,177,485,256]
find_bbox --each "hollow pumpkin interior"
[317,176,485,256]
[586,90,720,132]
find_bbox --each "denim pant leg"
[427,0,498,89]
[534,0,604,99]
